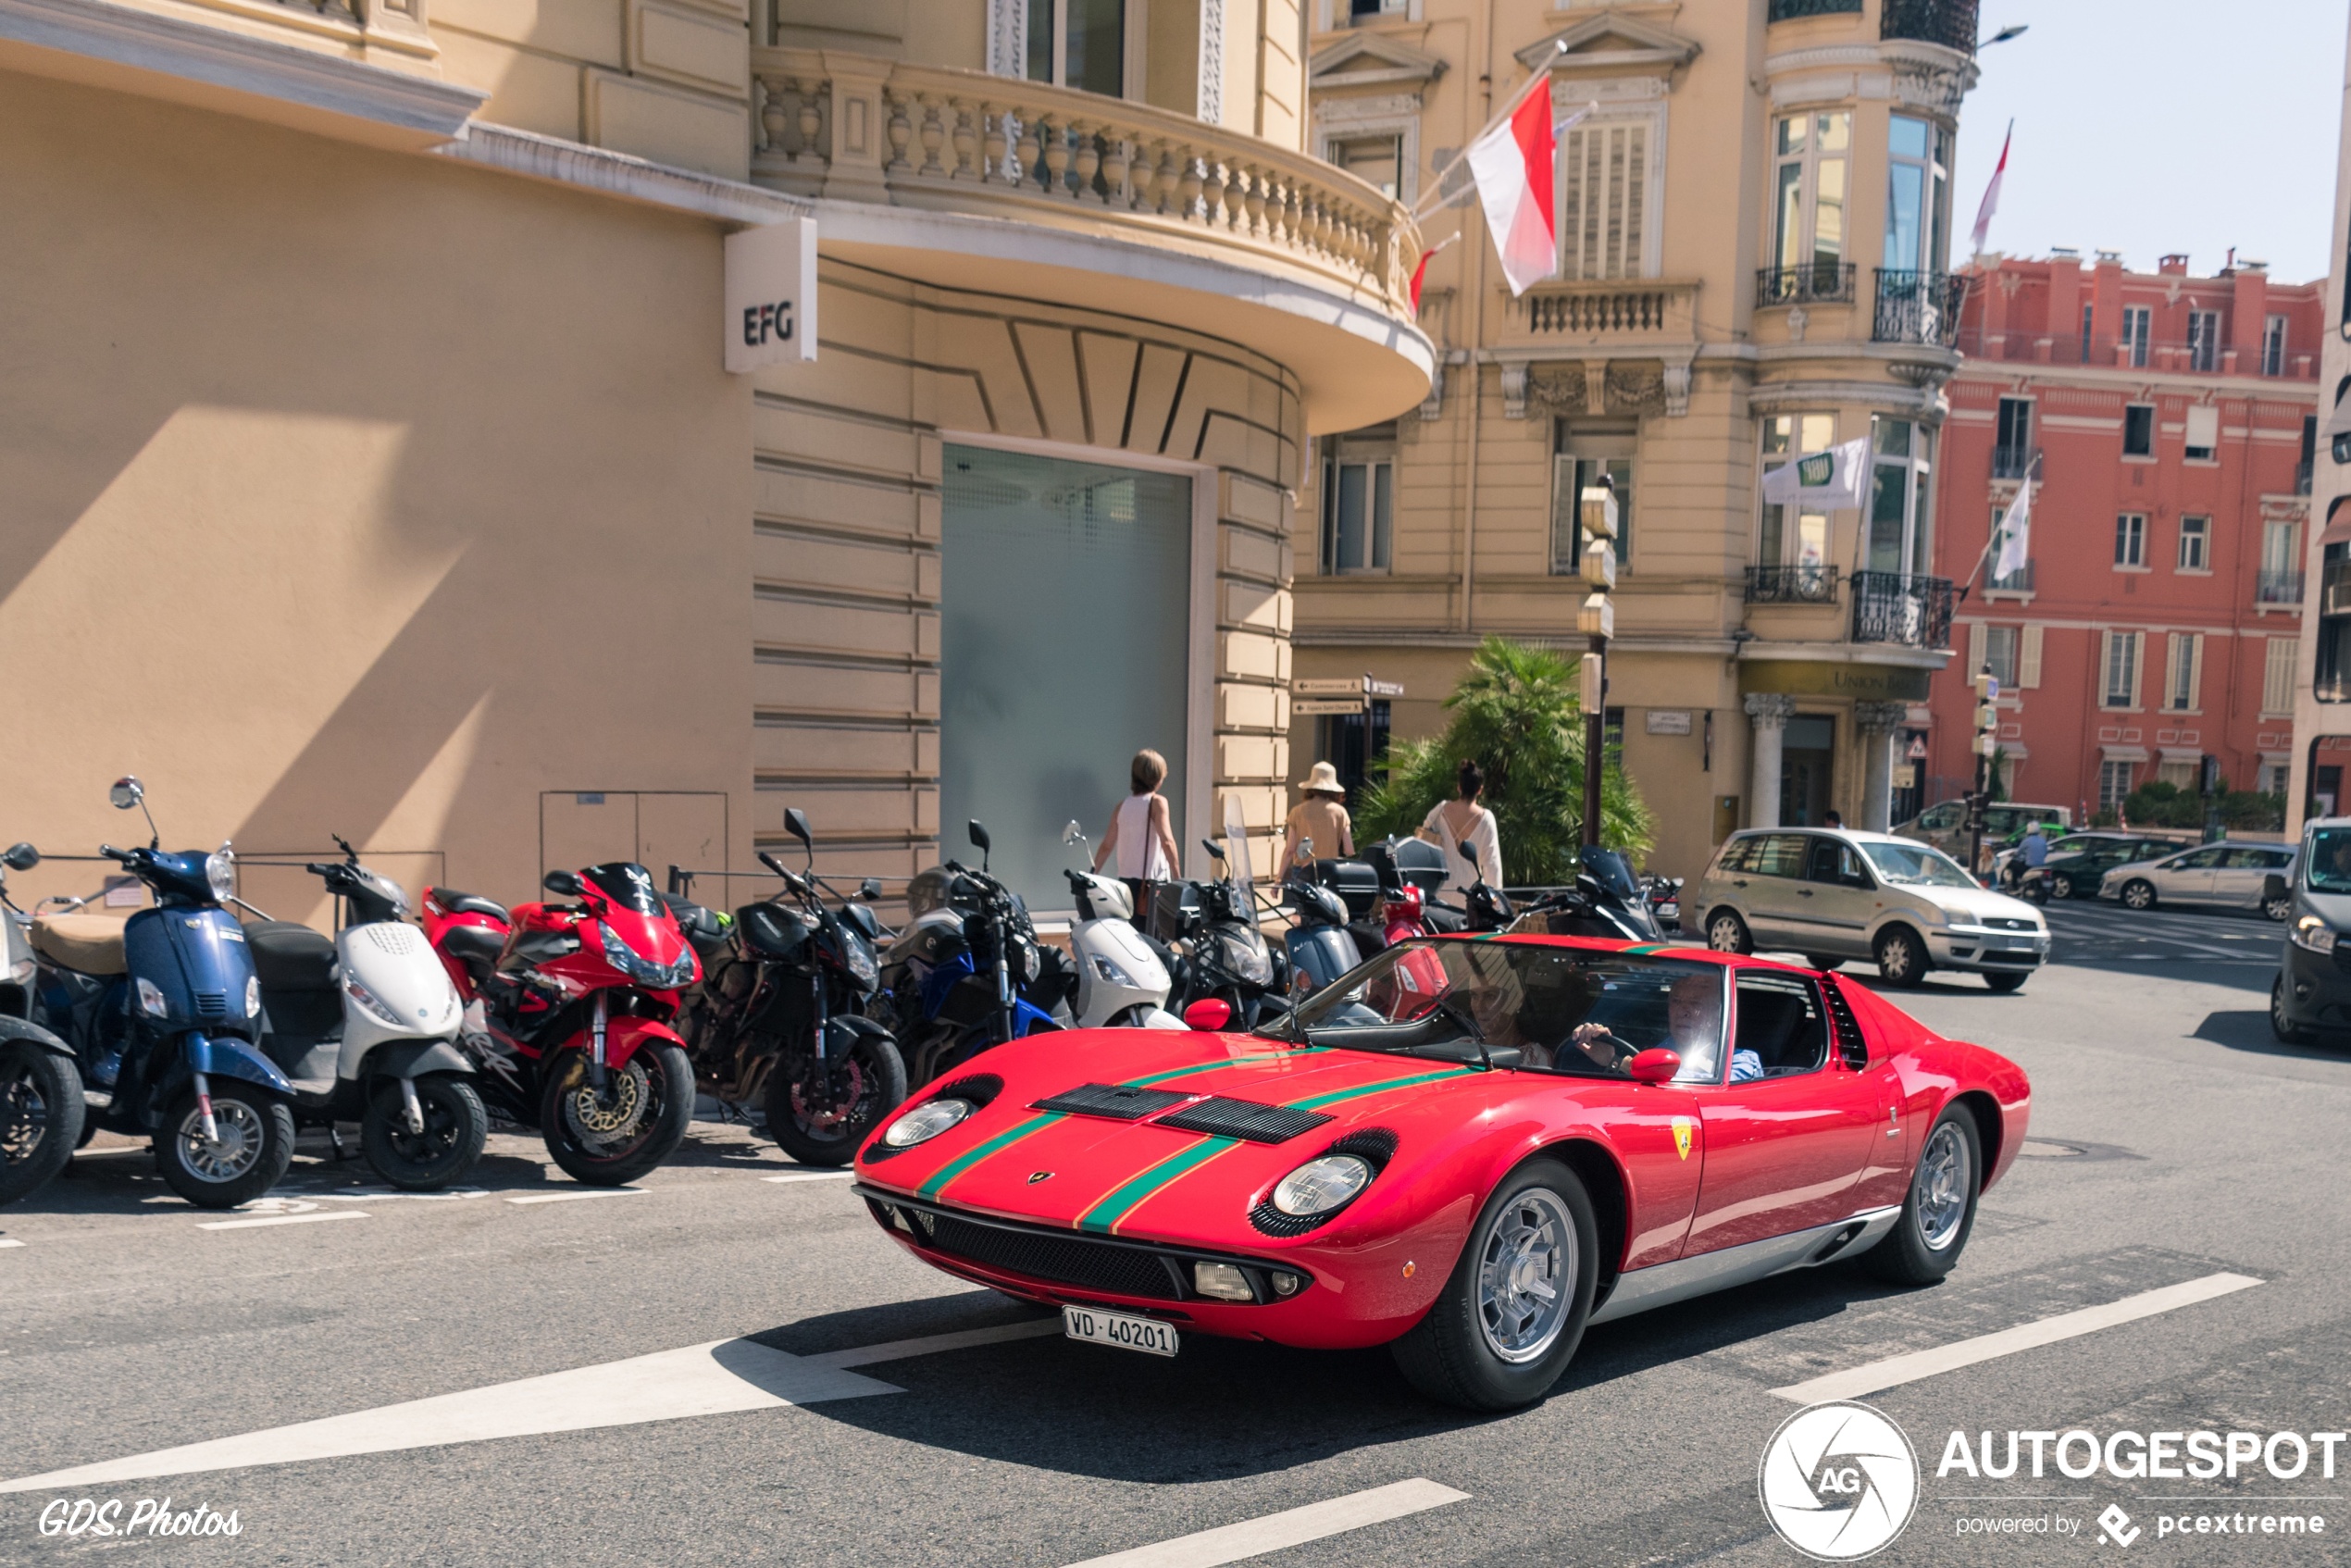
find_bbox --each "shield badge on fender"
[1673,1118,1694,1161]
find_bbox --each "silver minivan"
[1893,799,2073,858]
[1691,828,2052,991]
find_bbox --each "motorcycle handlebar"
[304,862,340,877]
[98,844,133,865]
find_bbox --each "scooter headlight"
[344,975,407,1028]
[135,977,168,1018]
[205,845,236,903]
[1089,952,1135,988]
[1215,930,1272,987]
[882,1097,974,1149]
[244,975,261,1017]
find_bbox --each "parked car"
[2001,832,2173,901]
[1894,800,2073,860]
[2101,842,2297,918]
[1692,828,2050,991]
[2272,816,2351,1041]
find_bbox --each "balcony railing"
[748,54,1420,317]
[1513,279,1696,337]
[1873,269,1964,347]
[1851,571,1956,649]
[2257,569,2307,607]
[1991,444,2038,480]
[2324,559,2351,616]
[1882,0,1979,53]
[1768,0,1862,19]
[1746,564,1841,604]
[1949,325,2319,380]
[1985,560,2035,593]
[1755,262,1857,307]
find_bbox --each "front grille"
[193,992,228,1019]
[1153,1097,1333,1144]
[919,1210,1181,1299]
[1032,1083,1192,1121]
[1978,951,2039,967]
[1984,917,2037,931]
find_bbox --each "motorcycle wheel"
[362,1075,488,1192]
[155,1083,293,1209]
[764,1032,906,1168]
[0,1042,82,1206]
[540,1043,694,1187]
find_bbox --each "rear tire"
[155,1083,293,1209]
[1873,926,1929,989]
[1706,911,1753,955]
[362,1075,488,1191]
[1389,1159,1596,1412]
[2272,975,2315,1044]
[764,1032,907,1168]
[541,1042,694,1187]
[2049,872,2075,901]
[2121,879,2157,911]
[0,1042,82,1206]
[1863,1107,1981,1285]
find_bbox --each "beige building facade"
[1292,0,1978,879]
[1,0,1429,919]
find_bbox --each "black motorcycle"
[667,808,905,1168]
[1507,846,1661,942]
[1163,838,1287,1029]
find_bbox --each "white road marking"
[1057,1479,1471,1568]
[1771,1272,2263,1403]
[504,1188,650,1205]
[763,1170,856,1185]
[0,1238,23,1249]
[197,1212,371,1232]
[805,1319,1063,1369]
[314,1188,494,1203]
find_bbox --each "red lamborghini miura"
[852,935,2029,1410]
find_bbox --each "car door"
[1795,837,1874,958]
[2212,846,2291,909]
[2154,845,2225,903]
[1736,834,1813,948]
[1686,970,1882,1254]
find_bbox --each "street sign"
[1366,679,1405,697]
[1291,678,1362,696]
[1294,698,1368,716]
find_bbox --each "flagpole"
[1409,40,1566,223]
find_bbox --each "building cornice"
[436,123,813,228]
[1739,641,1951,671]
[1946,360,2323,404]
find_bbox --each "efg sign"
[724,218,817,372]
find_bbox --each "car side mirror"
[2264,872,2289,904]
[542,869,584,898]
[109,776,143,811]
[1182,998,1233,1032]
[859,877,882,902]
[3,842,38,873]
[1627,1048,1681,1086]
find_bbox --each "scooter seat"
[247,920,337,991]
[30,913,128,976]
[439,923,505,983]
[435,889,510,924]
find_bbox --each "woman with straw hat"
[1281,761,1354,874]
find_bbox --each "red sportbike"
[422,863,698,1186]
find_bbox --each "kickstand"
[328,1126,350,1160]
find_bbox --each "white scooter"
[248,841,487,1189]
[1058,822,1185,1030]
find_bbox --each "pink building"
[1916,251,2323,822]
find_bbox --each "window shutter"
[2130,631,2146,709]
[1551,454,1579,571]
[1967,622,1987,680]
[2186,634,2204,710]
[2185,404,2220,451]
[2020,624,2043,688]
[1559,119,1650,281]
[2265,637,2299,714]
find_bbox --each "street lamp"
[1578,478,1619,848]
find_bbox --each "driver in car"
[1564,972,1755,1081]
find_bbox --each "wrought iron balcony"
[1872,269,1964,347]
[1851,571,1955,649]
[1768,0,1862,19]
[1755,262,1857,307]
[1991,444,2039,480]
[1985,560,2034,593]
[1882,0,1979,52]
[1746,564,1841,604]
[2257,569,2306,607]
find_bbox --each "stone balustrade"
[750,50,1420,317]
[1510,278,1699,341]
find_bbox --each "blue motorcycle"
[27,778,293,1208]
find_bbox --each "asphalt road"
[2,897,2345,1567]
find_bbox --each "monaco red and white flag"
[1466,87,1557,296]
[1969,120,2011,255]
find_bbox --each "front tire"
[2264,890,2294,923]
[1863,1107,1981,1285]
[1389,1158,1596,1412]
[1873,926,1929,989]
[2049,872,2075,900]
[764,1032,907,1167]
[1706,910,1753,955]
[2272,975,2315,1044]
[362,1075,488,1191]
[1803,955,1846,973]
[155,1083,293,1209]
[540,1042,694,1187]
[1982,971,2027,993]
[2121,879,2157,911]
[0,1042,82,1206]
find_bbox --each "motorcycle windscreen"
[939,446,1190,913]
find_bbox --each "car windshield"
[2307,828,2351,894]
[1858,840,1977,888]
[1259,939,1728,1082]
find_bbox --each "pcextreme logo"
[1759,1401,1921,1561]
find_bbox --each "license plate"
[1063,1304,1178,1357]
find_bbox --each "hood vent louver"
[1153,1097,1333,1144]
[1032,1083,1193,1120]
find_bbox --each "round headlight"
[882,1097,974,1149]
[1271,1153,1373,1217]
[205,846,236,903]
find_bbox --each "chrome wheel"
[2050,873,2073,900]
[1914,1121,1972,1252]
[2121,880,2155,911]
[1474,1187,1577,1363]
[176,1098,265,1184]
[1707,913,1748,953]
[2264,894,2293,922]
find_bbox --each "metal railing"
[1873,268,1964,346]
[1768,0,1862,16]
[1755,262,1856,307]
[1991,444,2038,480]
[1851,571,1956,649]
[1745,564,1841,604]
[1985,560,2035,593]
[2257,569,2307,607]
[1882,0,1979,52]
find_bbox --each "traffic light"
[2199,753,2220,796]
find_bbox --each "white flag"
[1993,480,2033,581]
[1760,436,1870,510]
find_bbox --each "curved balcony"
[750,52,1430,430]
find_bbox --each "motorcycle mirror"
[1182,998,1233,1032]
[332,831,360,864]
[1626,1048,1681,1086]
[3,842,39,873]
[783,807,815,869]
[1061,819,1086,847]
[859,877,882,902]
[1203,838,1225,862]
[108,776,143,811]
[1458,840,1480,866]
[1575,872,1604,898]
[968,819,991,870]
[542,868,584,898]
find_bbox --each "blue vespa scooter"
[59,778,293,1207]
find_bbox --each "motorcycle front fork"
[589,992,609,1091]
[190,1069,220,1143]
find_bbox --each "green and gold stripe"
[1076,1137,1243,1234]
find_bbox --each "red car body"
[853,938,2027,1351]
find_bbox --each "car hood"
[2302,890,2351,928]
[858,1029,1512,1244]
[1898,882,2045,925]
